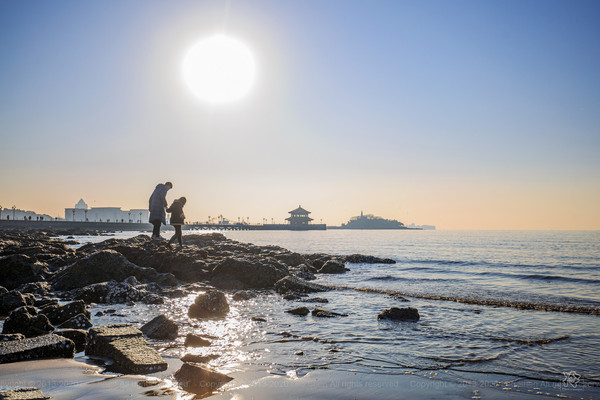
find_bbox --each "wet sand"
[0,358,185,399]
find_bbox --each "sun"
[182,35,256,104]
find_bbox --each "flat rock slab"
[0,388,49,400]
[0,334,74,364]
[174,362,233,396]
[86,324,167,374]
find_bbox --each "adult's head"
[165,182,173,189]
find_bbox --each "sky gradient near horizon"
[1,0,599,229]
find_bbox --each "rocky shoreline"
[0,230,408,398]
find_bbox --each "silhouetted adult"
[149,181,172,239]
[167,197,186,248]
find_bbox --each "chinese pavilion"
[286,205,314,225]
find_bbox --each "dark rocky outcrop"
[0,290,28,316]
[73,280,164,305]
[86,324,167,374]
[312,306,348,318]
[51,250,176,290]
[174,362,233,396]
[0,254,50,290]
[54,329,88,352]
[0,387,49,400]
[274,276,328,295]
[289,264,317,281]
[39,300,89,326]
[344,254,396,264]
[0,334,74,364]
[184,334,211,347]
[188,290,229,319]
[57,313,92,330]
[210,257,288,289]
[377,307,420,322]
[2,307,54,337]
[17,282,52,296]
[76,235,210,282]
[285,306,310,316]
[140,315,178,340]
[318,260,349,274]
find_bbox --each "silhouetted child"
[166,197,186,248]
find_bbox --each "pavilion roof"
[288,206,311,215]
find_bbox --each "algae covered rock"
[188,290,229,319]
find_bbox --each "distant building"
[0,207,54,221]
[285,206,314,225]
[65,199,148,223]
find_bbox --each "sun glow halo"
[182,35,256,103]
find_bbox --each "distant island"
[330,211,425,230]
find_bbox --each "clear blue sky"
[1,0,599,228]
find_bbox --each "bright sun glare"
[182,35,256,104]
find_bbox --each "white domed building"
[65,199,148,223]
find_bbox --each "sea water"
[65,230,600,396]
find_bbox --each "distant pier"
[0,220,327,232]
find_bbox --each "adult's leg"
[175,225,182,246]
[151,220,161,238]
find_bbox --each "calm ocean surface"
[70,229,600,396]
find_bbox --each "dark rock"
[140,315,178,340]
[377,307,420,322]
[232,290,256,301]
[295,350,304,356]
[318,260,348,274]
[76,235,206,282]
[0,334,25,342]
[300,297,329,303]
[0,387,49,400]
[211,257,288,289]
[274,276,328,295]
[251,317,266,322]
[312,306,348,318]
[86,324,167,374]
[184,334,211,347]
[0,334,74,364]
[345,254,396,264]
[0,290,27,316]
[57,313,93,330]
[2,307,54,337]
[286,307,310,316]
[73,281,164,305]
[0,254,50,290]
[283,293,302,301]
[51,250,176,290]
[17,282,51,296]
[40,300,90,325]
[289,264,316,281]
[311,259,325,270]
[188,290,229,319]
[272,252,307,267]
[180,353,219,364]
[33,298,58,309]
[54,329,88,352]
[174,362,233,396]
